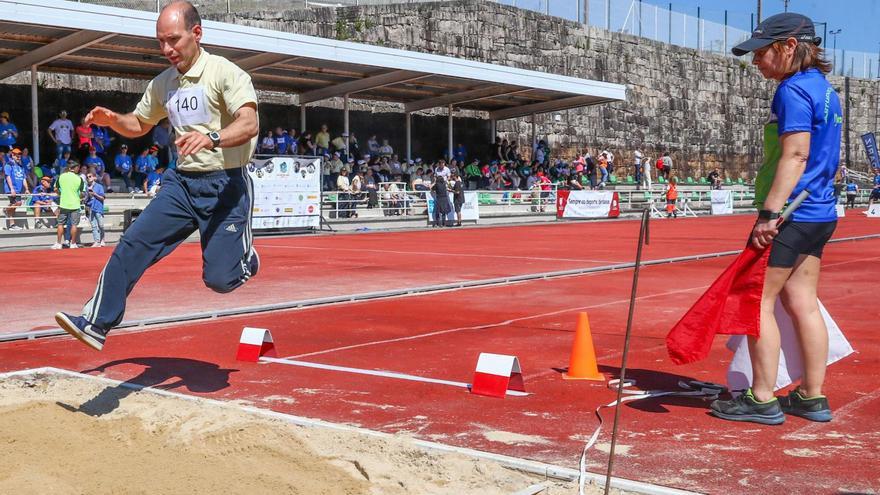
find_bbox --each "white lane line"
[257,243,625,264]
[259,356,529,397]
[278,284,710,361]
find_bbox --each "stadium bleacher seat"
[698,177,708,184]
[686,176,695,184]
[625,175,634,184]
[609,175,618,184]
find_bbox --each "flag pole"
[603,208,650,495]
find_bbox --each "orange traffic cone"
[562,312,604,381]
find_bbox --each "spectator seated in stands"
[133,148,149,193]
[382,181,404,216]
[463,158,481,190]
[707,167,722,189]
[53,150,72,178]
[115,144,134,192]
[83,146,113,193]
[144,166,164,197]
[30,175,58,228]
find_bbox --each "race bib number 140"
[166,86,210,127]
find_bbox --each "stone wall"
[2,0,877,177]
[208,0,879,178]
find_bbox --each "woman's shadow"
[57,357,238,417]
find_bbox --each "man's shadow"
[58,357,238,417]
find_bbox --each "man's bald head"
[159,0,201,31]
[156,0,202,71]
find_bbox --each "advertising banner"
[861,133,880,169]
[710,189,734,215]
[247,156,321,229]
[555,190,620,219]
[427,191,479,224]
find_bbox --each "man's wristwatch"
[757,209,781,220]
[206,131,221,149]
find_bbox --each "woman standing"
[431,176,451,227]
[710,13,841,425]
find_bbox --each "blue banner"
[861,132,880,169]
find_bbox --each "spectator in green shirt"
[52,160,84,249]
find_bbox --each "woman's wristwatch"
[757,209,781,220]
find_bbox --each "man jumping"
[56,0,260,350]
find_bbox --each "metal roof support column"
[531,113,536,162]
[300,103,306,134]
[30,65,39,165]
[447,104,453,163]
[405,112,412,163]
[490,118,496,143]
[343,93,350,158]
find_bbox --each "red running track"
[1,237,878,494]
[5,213,879,336]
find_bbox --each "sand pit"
[0,371,637,495]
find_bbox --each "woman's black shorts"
[769,220,837,268]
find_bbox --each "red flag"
[666,245,770,365]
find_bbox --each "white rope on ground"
[577,380,726,495]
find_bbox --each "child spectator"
[30,175,57,229]
[86,172,105,247]
[665,177,678,218]
[144,166,164,197]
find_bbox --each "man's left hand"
[175,131,213,157]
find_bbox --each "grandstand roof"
[0,0,626,119]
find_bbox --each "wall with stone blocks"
[2,0,877,178]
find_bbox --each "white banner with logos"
[868,204,880,217]
[247,156,322,230]
[556,190,619,219]
[836,204,846,217]
[427,191,479,224]
[710,189,734,215]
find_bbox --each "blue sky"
[503,0,879,54]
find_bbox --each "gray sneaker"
[710,389,785,425]
[778,389,832,422]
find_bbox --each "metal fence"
[77,0,878,79]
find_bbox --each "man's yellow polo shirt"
[134,48,258,172]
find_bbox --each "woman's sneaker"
[778,389,832,422]
[709,389,785,425]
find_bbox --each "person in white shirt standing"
[47,110,74,159]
